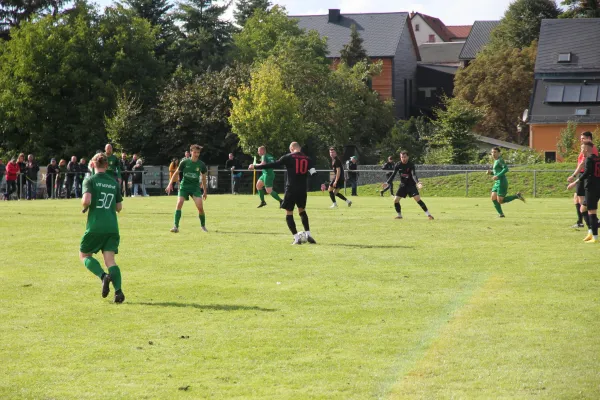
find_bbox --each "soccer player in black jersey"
[250,142,317,245]
[383,151,434,220]
[380,156,395,196]
[327,147,352,208]
[568,142,600,243]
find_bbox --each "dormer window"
[575,108,589,116]
[558,53,571,63]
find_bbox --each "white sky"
[92,0,516,25]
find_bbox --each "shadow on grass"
[133,302,277,312]
[325,243,415,249]
[213,231,284,236]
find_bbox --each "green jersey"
[261,154,276,175]
[179,158,208,191]
[492,157,509,180]
[106,154,121,179]
[83,172,123,234]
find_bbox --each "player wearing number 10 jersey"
[79,153,125,303]
[251,142,317,245]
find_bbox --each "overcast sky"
[93,0,516,25]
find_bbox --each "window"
[557,53,571,63]
[428,34,435,43]
[581,85,599,102]
[546,85,564,102]
[415,24,420,31]
[575,108,589,116]
[545,152,556,163]
[563,85,581,102]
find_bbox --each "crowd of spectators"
[1,150,149,201]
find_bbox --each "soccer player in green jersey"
[253,146,283,208]
[79,153,125,303]
[105,144,121,184]
[488,147,525,217]
[165,144,208,233]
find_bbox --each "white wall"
[411,15,443,46]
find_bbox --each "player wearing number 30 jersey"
[79,152,125,303]
[251,142,317,245]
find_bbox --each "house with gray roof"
[458,21,500,67]
[528,18,600,161]
[293,10,420,119]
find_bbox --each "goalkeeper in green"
[488,147,525,217]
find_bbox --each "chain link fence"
[0,166,575,200]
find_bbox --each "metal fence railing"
[0,167,576,200]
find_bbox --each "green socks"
[270,191,282,201]
[199,213,206,227]
[493,200,503,215]
[108,265,122,291]
[84,257,105,279]
[174,209,182,227]
[503,195,517,203]
[258,189,266,202]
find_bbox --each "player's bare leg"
[193,195,207,232]
[413,194,433,220]
[256,179,267,207]
[171,196,185,232]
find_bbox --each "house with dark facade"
[458,20,500,67]
[528,19,600,161]
[293,10,420,119]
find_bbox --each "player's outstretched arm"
[385,164,399,186]
[81,192,92,213]
[165,168,179,194]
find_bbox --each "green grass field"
[2,194,599,399]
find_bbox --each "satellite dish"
[522,109,529,122]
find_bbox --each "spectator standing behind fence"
[56,159,67,198]
[66,156,79,198]
[119,153,130,197]
[225,153,242,194]
[168,158,179,194]
[17,153,26,199]
[46,158,59,199]
[78,158,88,194]
[0,158,5,192]
[347,156,359,196]
[4,158,18,200]
[380,156,395,197]
[132,159,148,197]
[25,154,39,200]
[127,154,137,195]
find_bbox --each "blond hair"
[92,152,108,169]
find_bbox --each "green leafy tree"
[378,117,432,164]
[105,90,155,155]
[556,121,580,161]
[233,6,303,64]
[560,0,600,18]
[0,0,70,40]
[233,0,271,27]
[229,59,304,155]
[0,3,165,160]
[175,0,235,71]
[159,64,250,163]
[489,0,560,49]
[454,42,537,144]
[339,24,368,67]
[430,97,483,165]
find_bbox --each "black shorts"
[282,188,307,211]
[577,173,586,196]
[396,184,419,198]
[585,189,600,210]
[329,179,345,190]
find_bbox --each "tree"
[233,6,303,64]
[556,121,580,161]
[377,117,432,164]
[430,97,483,165]
[489,0,560,49]
[0,3,165,161]
[0,0,70,40]
[175,0,235,71]
[233,0,270,27]
[453,42,537,144]
[159,64,250,163]
[229,59,305,155]
[560,0,600,18]
[105,90,155,155]
[339,24,368,67]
